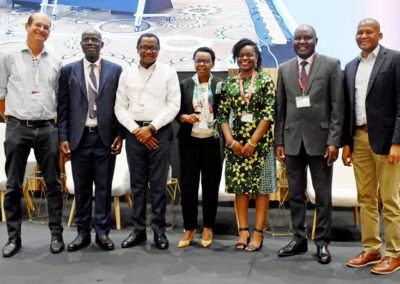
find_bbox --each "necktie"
[300,61,308,86]
[88,64,97,119]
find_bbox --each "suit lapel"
[348,59,359,104]
[72,59,87,97]
[304,54,321,96]
[288,59,299,93]
[98,59,109,96]
[366,46,386,97]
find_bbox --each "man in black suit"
[57,29,123,251]
[275,24,344,264]
[343,18,400,275]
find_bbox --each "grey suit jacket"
[275,54,345,156]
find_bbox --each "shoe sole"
[346,259,381,268]
[67,242,91,252]
[2,247,21,257]
[50,246,65,254]
[278,250,307,257]
[371,265,400,275]
[121,240,146,248]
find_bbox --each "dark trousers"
[179,136,222,230]
[285,144,332,246]
[125,124,172,234]
[4,119,63,238]
[70,129,115,235]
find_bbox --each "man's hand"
[60,141,71,157]
[133,127,158,150]
[275,146,285,165]
[388,144,400,164]
[241,143,256,158]
[111,136,122,155]
[324,145,338,166]
[342,145,353,166]
[180,113,199,124]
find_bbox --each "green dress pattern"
[218,71,277,194]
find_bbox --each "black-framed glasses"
[139,45,159,52]
[194,59,212,64]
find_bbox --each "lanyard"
[297,52,317,94]
[32,55,40,87]
[194,75,213,113]
[239,70,255,109]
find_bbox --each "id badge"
[31,91,43,101]
[132,103,145,113]
[241,112,253,123]
[199,120,209,129]
[295,96,311,108]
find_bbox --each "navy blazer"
[343,45,400,154]
[176,75,223,140]
[57,59,123,151]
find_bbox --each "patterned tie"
[88,63,97,119]
[300,61,308,86]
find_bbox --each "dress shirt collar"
[83,57,101,69]
[138,62,157,72]
[297,53,314,65]
[19,41,48,57]
[358,45,380,61]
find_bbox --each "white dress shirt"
[114,62,181,132]
[0,42,62,120]
[83,57,100,127]
[297,54,314,77]
[355,45,380,126]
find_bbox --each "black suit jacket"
[57,59,123,151]
[343,45,400,154]
[176,75,223,140]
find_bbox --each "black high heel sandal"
[235,228,250,251]
[246,228,264,252]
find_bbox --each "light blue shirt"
[0,42,62,120]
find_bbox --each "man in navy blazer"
[57,29,123,251]
[342,18,400,274]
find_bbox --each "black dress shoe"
[67,233,91,252]
[50,233,65,254]
[277,239,308,257]
[121,231,147,248]
[154,232,169,250]
[316,245,331,264]
[2,236,21,257]
[95,234,114,251]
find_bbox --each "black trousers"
[179,136,222,230]
[70,129,115,235]
[4,119,63,238]
[125,124,172,235]
[285,144,332,246]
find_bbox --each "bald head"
[81,28,102,42]
[358,18,380,33]
[293,24,318,59]
[27,12,51,27]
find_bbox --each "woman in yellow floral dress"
[218,38,277,252]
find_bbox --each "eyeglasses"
[194,59,212,64]
[81,38,101,44]
[139,45,159,52]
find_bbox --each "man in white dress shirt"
[115,33,180,250]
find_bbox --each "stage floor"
[0,202,397,284]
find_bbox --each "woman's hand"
[180,113,199,124]
[241,143,256,158]
[231,141,244,157]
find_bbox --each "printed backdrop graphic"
[0,0,399,70]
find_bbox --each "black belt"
[8,116,53,128]
[85,126,98,133]
[356,125,368,132]
[136,121,152,127]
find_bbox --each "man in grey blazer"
[275,24,344,264]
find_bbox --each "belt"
[85,126,98,133]
[356,125,368,132]
[136,121,152,127]
[8,116,53,128]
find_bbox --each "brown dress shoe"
[371,256,400,275]
[346,251,381,267]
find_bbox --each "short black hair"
[232,38,262,72]
[81,28,102,42]
[136,33,160,47]
[193,47,216,63]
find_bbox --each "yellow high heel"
[201,229,213,248]
[178,229,196,248]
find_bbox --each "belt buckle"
[88,126,96,133]
[25,120,34,128]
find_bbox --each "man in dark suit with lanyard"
[275,24,344,264]
[343,18,400,275]
[58,29,122,251]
